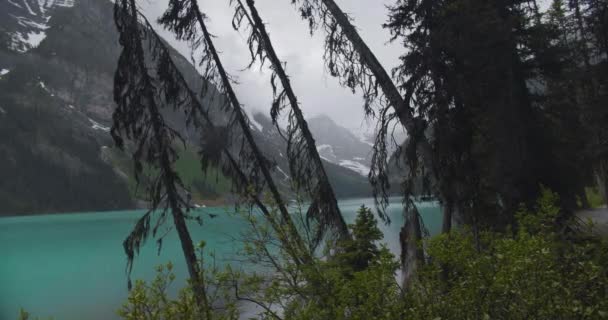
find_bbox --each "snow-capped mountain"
[246,112,371,197]
[0,0,370,215]
[1,0,75,53]
[307,114,373,176]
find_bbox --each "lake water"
[0,198,441,320]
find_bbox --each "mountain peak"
[307,114,372,176]
[309,113,337,125]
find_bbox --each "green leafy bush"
[406,189,608,319]
[117,193,608,320]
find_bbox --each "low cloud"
[141,0,401,131]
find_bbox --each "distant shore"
[576,207,608,236]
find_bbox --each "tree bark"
[400,207,424,289]
[442,201,453,234]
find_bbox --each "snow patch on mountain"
[316,144,337,161]
[317,145,369,176]
[354,131,374,147]
[0,69,10,77]
[9,27,47,53]
[244,108,264,131]
[24,30,45,46]
[7,0,23,9]
[38,0,76,13]
[338,160,370,176]
[308,115,374,176]
[276,166,290,180]
[7,0,75,52]
[21,0,36,15]
[13,15,50,29]
[89,118,110,132]
[316,144,333,152]
[249,117,263,132]
[37,81,55,96]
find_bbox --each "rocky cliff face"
[1,0,75,53]
[250,113,372,198]
[307,114,373,176]
[0,0,370,215]
[0,0,133,215]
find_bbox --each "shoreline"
[0,195,438,219]
[0,197,233,218]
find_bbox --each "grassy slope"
[106,145,232,205]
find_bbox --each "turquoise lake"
[0,198,441,320]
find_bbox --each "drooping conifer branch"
[136,14,309,266]
[158,0,313,263]
[112,0,211,315]
[289,0,428,286]
[230,0,350,245]
[289,0,437,215]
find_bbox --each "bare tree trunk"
[140,16,299,260]
[400,207,424,289]
[189,1,312,264]
[319,0,425,140]
[167,189,212,320]
[319,0,428,284]
[442,201,453,234]
[122,0,210,316]
[242,0,349,240]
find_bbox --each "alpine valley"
[0,0,373,215]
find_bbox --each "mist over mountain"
[0,0,369,215]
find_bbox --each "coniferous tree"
[113,0,317,313]
[112,0,211,314]
[383,0,593,235]
[157,0,315,265]
[548,0,608,203]
[578,0,608,202]
[337,206,384,272]
[230,0,349,245]
[289,0,429,286]
[141,12,307,266]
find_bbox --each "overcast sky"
[140,0,401,131]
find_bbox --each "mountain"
[250,113,372,198]
[0,0,75,54]
[307,114,373,176]
[0,0,370,215]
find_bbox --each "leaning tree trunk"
[317,0,429,286]
[139,13,312,267]
[114,0,211,316]
[240,0,349,242]
[442,201,453,234]
[187,0,312,264]
[400,207,424,289]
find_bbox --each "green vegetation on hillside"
[106,145,232,204]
